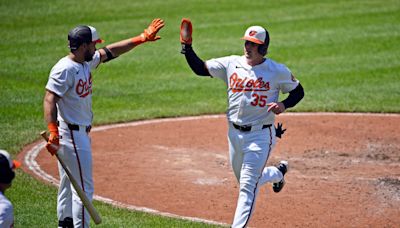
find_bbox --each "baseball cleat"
[273,160,289,193]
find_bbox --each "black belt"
[57,121,91,133]
[232,123,272,132]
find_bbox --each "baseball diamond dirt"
[20,113,400,227]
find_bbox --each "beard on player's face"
[84,47,94,61]
[84,50,93,61]
[81,42,96,62]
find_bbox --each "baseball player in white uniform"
[43,19,164,228]
[0,149,21,228]
[180,19,304,227]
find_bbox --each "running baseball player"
[180,19,304,227]
[43,19,164,228]
[0,149,21,228]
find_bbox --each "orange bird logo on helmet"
[249,30,257,36]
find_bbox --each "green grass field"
[1,0,399,226]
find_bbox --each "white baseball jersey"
[0,192,14,228]
[206,55,299,125]
[45,51,101,228]
[206,55,299,227]
[46,51,101,126]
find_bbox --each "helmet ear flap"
[0,169,15,184]
[9,170,15,183]
[257,33,269,56]
[258,44,267,56]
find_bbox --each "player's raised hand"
[267,102,285,115]
[180,18,193,45]
[141,18,165,42]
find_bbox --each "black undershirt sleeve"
[181,44,211,76]
[282,83,304,109]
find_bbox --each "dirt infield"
[20,113,400,227]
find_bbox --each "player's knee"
[239,180,258,193]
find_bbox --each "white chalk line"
[93,112,400,131]
[92,112,400,132]
[24,113,399,225]
[25,115,228,226]
[92,114,223,132]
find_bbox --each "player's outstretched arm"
[180,18,210,76]
[99,18,165,63]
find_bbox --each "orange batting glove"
[45,122,59,156]
[141,18,165,42]
[181,18,193,44]
[180,18,193,45]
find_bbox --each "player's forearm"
[100,34,155,63]
[282,83,304,109]
[105,37,142,57]
[182,44,210,76]
[43,90,59,124]
[98,37,141,63]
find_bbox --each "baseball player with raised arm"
[43,19,164,228]
[180,19,304,227]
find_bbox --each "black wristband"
[181,44,192,54]
[101,47,116,63]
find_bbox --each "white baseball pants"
[57,123,93,228]
[228,123,283,228]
